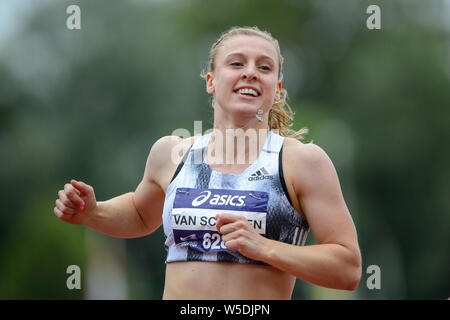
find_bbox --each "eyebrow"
[225,52,275,65]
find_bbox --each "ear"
[275,80,282,101]
[206,72,215,94]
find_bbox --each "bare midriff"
[162,260,296,300]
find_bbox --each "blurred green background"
[0,0,449,299]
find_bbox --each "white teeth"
[236,88,258,97]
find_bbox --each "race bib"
[172,188,268,253]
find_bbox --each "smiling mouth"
[234,88,260,97]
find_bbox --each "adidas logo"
[248,167,273,182]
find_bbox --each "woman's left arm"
[216,143,362,291]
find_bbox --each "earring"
[256,109,263,122]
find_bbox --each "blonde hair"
[201,26,308,140]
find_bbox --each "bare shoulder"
[144,135,198,189]
[147,136,196,167]
[282,137,338,195]
[283,137,332,167]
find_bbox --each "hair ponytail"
[269,88,308,140]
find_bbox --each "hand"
[54,179,97,225]
[215,213,270,261]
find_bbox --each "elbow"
[344,256,362,291]
[346,267,361,291]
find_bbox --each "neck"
[208,113,270,167]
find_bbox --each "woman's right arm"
[54,136,181,239]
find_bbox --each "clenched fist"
[216,213,270,262]
[54,179,97,225]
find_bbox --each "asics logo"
[192,191,211,207]
[191,191,246,207]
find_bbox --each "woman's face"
[206,35,282,121]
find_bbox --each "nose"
[241,64,258,81]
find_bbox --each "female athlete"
[54,26,362,299]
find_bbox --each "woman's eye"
[260,65,271,71]
[230,62,243,67]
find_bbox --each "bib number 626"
[202,232,227,250]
